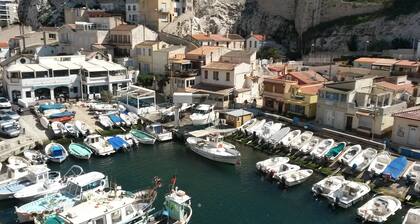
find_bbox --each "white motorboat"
[299,137,321,154]
[239,118,257,132]
[119,113,133,126]
[328,181,370,208]
[357,195,401,223]
[405,161,420,181]
[23,150,47,165]
[348,148,377,172]
[186,135,240,165]
[272,163,301,181]
[289,131,313,151]
[255,121,273,138]
[340,145,362,165]
[258,122,283,141]
[51,121,67,136]
[246,119,266,134]
[127,112,139,125]
[279,130,301,147]
[310,139,335,159]
[146,123,172,141]
[312,175,346,197]
[39,116,50,129]
[89,103,120,112]
[403,207,420,224]
[64,122,79,137]
[74,120,91,136]
[256,157,290,173]
[98,115,113,129]
[0,162,30,185]
[190,104,216,126]
[116,134,137,147]
[84,134,115,156]
[267,127,291,145]
[8,156,30,167]
[281,169,313,187]
[368,151,392,175]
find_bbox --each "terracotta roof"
[373,58,398,66]
[252,34,266,41]
[393,106,420,121]
[202,62,236,70]
[375,81,414,94]
[192,33,231,42]
[354,57,379,64]
[87,11,112,18]
[288,70,327,84]
[227,34,245,40]
[186,46,222,56]
[0,42,8,48]
[299,84,323,95]
[111,24,137,31]
[395,60,420,67]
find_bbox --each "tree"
[137,74,154,87]
[257,46,282,60]
[347,35,358,52]
[100,90,113,103]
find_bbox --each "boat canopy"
[39,103,64,112]
[383,156,408,180]
[51,146,64,157]
[107,136,128,151]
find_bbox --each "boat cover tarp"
[107,136,128,151]
[51,145,63,157]
[325,143,346,158]
[39,104,64,112]
[109,114,123,123]
[48,111,75,119]
[383,156,408,180]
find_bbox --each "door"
[324,110,333,126]
[408,126,417,146]
[346,116,353,131]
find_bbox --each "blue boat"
[38,103,64,112]
[109,114,123,126]
[107,136,129,151]
[47,111,75,119]
[382,156,408,181]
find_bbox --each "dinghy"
[106,136,129,151]
[281,169,313,187]
[146,123,173,141]
[98,115,113,129]
[256,157,290,173]
[312,175,346,197]
[405,161,420,181]
[267,127,291,145]
[382,156,408,181]
[272,163,301,181]
[357,195,401,223]
[187,135,240,165]
[348,148,377,172]
[44,143,68,163]
[84,134,115,156]
[289,131,313,151]
[68,143,93,160]
[299,137,321,154]
[119,113,132,126]
[328,181,371,208]
[23,150,47,165]
[130,129,156,145]
[74,120,91,136]
[403,207,420,224]
[64,122,79,137]
[324,142,347,161]
[51,121,67,136]
[340,145,362,165]
[310,139,335,159]
[368,151,392,176]
[279,130,301,147]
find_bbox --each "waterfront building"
[220,50,257,70]
[168,57,199,93]
[283,83,323,119]
[185,46,230,69]
[117,85,156,115]
[135,41,168,74]
[392,106,420,149]
[223,109,253,128]
[245,32,266,51]
[353,57,420,80]
[0,0,18,26]
[262,77,297,113]
[151,45,186,75]
[190,33,245,50]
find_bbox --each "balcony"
[12,75,78,87]
[173,69,199,78]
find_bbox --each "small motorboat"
[289,131,313,151]
[324,142,347,161]
[382,156,408,181]
[279,130,301,147]
[403,207,420,224]
[44,143,68,163]
[39,116,50,129]
[84,135,115,156]
[23,150,47,165]
[8,156,30,167]
[98,115,113,129]
[117,133,138,147]
[258,122,283,141]
[255,121,273,138]
[256,157,290,173]
[186,135,240,165]
[267,127,291,145]
[312,175,346,197]
[239,118,257,132]
[272,163,301,181]
[68,143,93,160]
[281,169,313,187]
[348,148,377,172]
[127,112,139,124]
[340,145,362,165]
[47,111,75,119]
[357,195,401,223]
[405,161,420,181]
[130,129,157,145]
[51,121,67,136]
[246,119,266,134]
[38,103,64,113]
[89,103,118,112]
[328,181,371,208]
[42,109,63,117]
[106,136,130,152]
[190,104,216,126]
[108,114,123,127]
[119,113,132,126]
[64,122,79,137]
[310,139,335,159]
[368,151,392,176]
[74,120,91,136]
[299,137,321,154]
[146,123,173,142]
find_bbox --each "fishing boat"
[68,143,93,160]
[44,143,68,163]
[299,137,321,155]
[127,112,140,124]
[289,131,313,151]
[190,104,216,126]
[357,195,401,223]
[368,151,392,176]
[0,165,50,200]
[324,142,347,161]
[312,176,346,197]
[403,207,420,224]
[257,122,283,141]
[64,122,79,137]
[272,163,301,181]
[279,130,301,147]
[13,166,84,202]
[281,169,313,187]
[267,127,291,145]
[348,148,377,172]
[327,181,371,208]
[340,145,362,165]
[106,136,130,152]
[382,156,408,181]
[15,172,108,223]
[256,157,290,173]
[98,115,113,129]
[405,161,420,181]
[119,113,133,126]
[310,139,335,159]
[23,150,47,165]
[74,120,91,136]
[145,123,173,142]
[84,134,115,156]
[186,135,240,165]
[131,129,157,145]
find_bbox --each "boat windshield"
[192,108,210,114]
[63,182,82,198]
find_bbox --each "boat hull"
[190,145,240,165]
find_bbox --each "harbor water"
[0,141,409,224]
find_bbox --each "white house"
[125,0,139,23]
[392,106,420,149]
[245,32,266,51]
[0,0,18,26]
[151,45,186,75]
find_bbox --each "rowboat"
[324,142,347,161]
[44,143,68,163]
[109,114,123,127]
[348,148,377,172]
[68,143,93,160]
[382,156,408,181]
[74,120,91,136]
[289,131,313,151]
[119,113,132,126]
[281,169,313,187]
[130,129,157,145]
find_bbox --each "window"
[148,49,152,56]
[25,91,31,98]
[226,72,230,81]
[111,210,122,222]
[204,70,208,79]
[249,41,252,48]
[133,5,136,11]
[254,41,257,48]
[397,126,405,137]
[94,218,105,224]
[73,87,78,93]
[48,33,56,39]
[213,71,219,80]
[287,104,305,115]
[128,5,131,11]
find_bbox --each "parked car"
[0,97,11,109]
[0,109,20,120]
[0,120,20,137]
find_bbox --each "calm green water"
[0,141,409,224]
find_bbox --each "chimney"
[206,31,210,36]
[250,31,254,36]
[225,31,229,38]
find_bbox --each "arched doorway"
[35,88,51,100]
[54,86,70,99]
